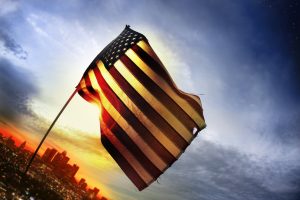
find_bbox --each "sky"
[0,0,300,199]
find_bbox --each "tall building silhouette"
[18,141,26,151]
[48,149,58,163]
[65,164,79,178]
[0,135,108,200]
[5,136,15,149]
[44,150,80,179]
[52,150,69,168]
[42,148,57,164]
[78,178,87,190]
[42,148,51,160]
[87,187,99,200]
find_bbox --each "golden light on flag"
[77,25,206,190]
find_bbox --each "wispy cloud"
[0,58,37,121]
[110,138,300,200]
[0,0,28,59]
[0,30,28,59]
[0,0,19,16]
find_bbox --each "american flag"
[77,25,206,191]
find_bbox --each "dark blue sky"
[0,0,299,199]
[253,0,300,102]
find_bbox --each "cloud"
[0,29,28,59]
[0,0,27,60]
[145,0,300,155]
[0,58,37,121]
[0,0,19,16]
[128,139,300,200]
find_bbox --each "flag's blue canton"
[84,25,146,75]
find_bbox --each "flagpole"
[23,88,78,175]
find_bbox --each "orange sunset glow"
[0,116,118,199]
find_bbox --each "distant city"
[0,132,109,200]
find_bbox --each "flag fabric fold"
[77,25,206,191]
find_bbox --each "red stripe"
[102,108,162,178]
[101,132,147,191]
[93,67,176,164]
[78,87,94,103]
[120,55,197,130]
[106,65,189,150]
[131,45,204,119]
[84,71,101,101]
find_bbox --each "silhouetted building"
[52,150,69,169]
[42,148,51,160]
[87,187,99,200]
[18,141,26,151]
[61,156,70,167]
[78,178,87,190]
[0,135,110,200]
[42,148,57,164]
[51,150,80,179]
[79,178,86,185]
[5,136,15,150]
[48,148,57,163]
[65,164,79,179]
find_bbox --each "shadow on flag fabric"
[77,25,206,191]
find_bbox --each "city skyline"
[0,130,109,200]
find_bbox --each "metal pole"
[23,88,78,174]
